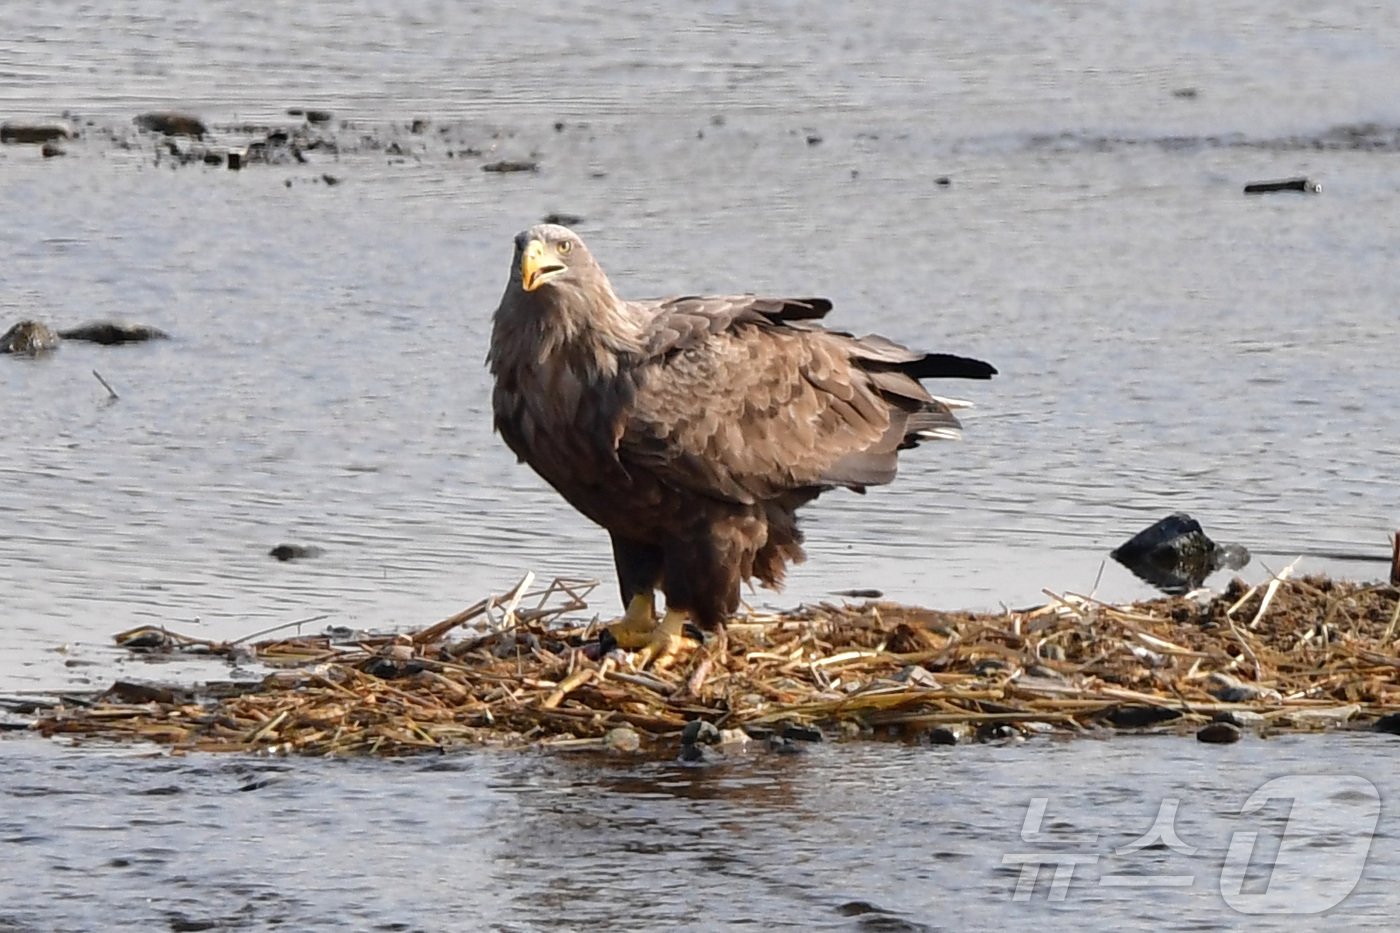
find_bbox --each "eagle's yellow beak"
[520,239,566,292]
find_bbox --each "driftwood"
[29,572,1400,757]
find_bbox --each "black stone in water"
[974,722,1018,743]
[780,723,824,743]
[1374,712,1400,735]
[681,719,722,746]
[1104,705,1183,729]
[678,743,711,763]
[1111,512,1250,595]
[922,726,960,746]
[1197,722,1242,744]
[269,543,323,561]
[1244,177,1321,194]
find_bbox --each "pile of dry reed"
[30,570,1400,756]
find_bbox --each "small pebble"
[1197,722,1242,744]
[134,111,207,138]
[481,159,538,173]
[1105,705,1182,729]
[681,719,722,746]
[780,723,824,743]
[678,742,712,763]
[975,722,1020,743]
[922,726,960,746]
[269,543,324,562]
[0,120,74,144]
[895,664,938,688]
[605,726,640,753]
[1374,712,1400,735]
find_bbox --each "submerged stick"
[231,613,331,646]
[92,369,119,400]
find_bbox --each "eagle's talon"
[603,592,658,650]
[632,608,692,671]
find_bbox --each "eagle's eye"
[557,240,572,255]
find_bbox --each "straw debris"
[28,573,1400,756]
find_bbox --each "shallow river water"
[2,2,1399,929]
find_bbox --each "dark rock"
[542,212,583,227]
[1197,722,1242,744]
[305,110,333,124]
[227,150,244,170]
[134,111,207,138]
[0,121,73,144]
[921,725,961,746]
[321,173,341,186]
[1172,87,1200,99]
[1,320,61,355]
[971,658,1007,677]
[101,681,178,705]
[410,118,430,134]
[678,742,713,763]
[1104,705,1183,729]
[767,735,805,755]
[41,142,65,158]
[780,723,824,743]
[681,719,722,746]
[269,544,324,562]
[482,159,538,173]
[1244,177,1320,195]
[1374,712,1400,735]
[974,722,1020,743]
[805,133,822,146]
[363,656,426,680]
[57,321,169,345]
[114,628,175,651]
[1111,513,1250,594]
[934,176,951,186]
[833,588,883,598]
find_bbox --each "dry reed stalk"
[25,572,1400,757]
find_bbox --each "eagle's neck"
[493,281,644,382]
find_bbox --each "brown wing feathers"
[620,296,994,500]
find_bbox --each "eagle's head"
[512,223,603,295]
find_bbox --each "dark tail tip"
[907,353,997,380]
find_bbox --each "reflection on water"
[1,733,1396,931]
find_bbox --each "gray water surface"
[2,2,1398,928]
[1,733,1397,932]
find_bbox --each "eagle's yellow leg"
[604,592,657,649]
[634,608,689,671]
